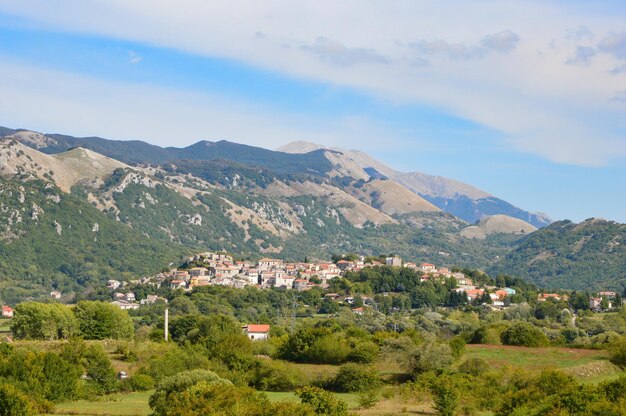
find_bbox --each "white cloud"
[128,50,142,64]
[0,0,626,166]
[301,37,389,66]
[598,32,626,60]
[480,30,520,52]
[0,59,409,152]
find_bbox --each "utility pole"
[164,308,169,342]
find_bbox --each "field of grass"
[50,391,152,416]
[48,344,623,415]
[0,318,11,333]
[463,344,623,383]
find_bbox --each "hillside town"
[99,252,623,313]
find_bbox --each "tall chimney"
[164,308,169,342]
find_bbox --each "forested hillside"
[489,219,626,291]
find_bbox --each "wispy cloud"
[301,37,388,66]
[481,30,520,52]
[598,32,626,60]
[566,46,596,65]
[409,30,519,60]
[0,1,625,166]
[128,50,142,64]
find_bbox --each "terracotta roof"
[246,324,270,333]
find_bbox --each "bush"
[0,384,37,416]
[608,335,626,368]
[252,360,307,391]
[329,363,381,393]
[149,369,230,416]
[124,374,155,392]
[347,340,379,364]
[156,382,315,416]
[307,334,352,365]
[458,358,490,376]
[296,386,350,416]
[409,340,453,374]
[500,322,549,347]
[430,377,458,416]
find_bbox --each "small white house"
[244,324,270,341]
[50,291,62,299]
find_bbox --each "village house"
[420,262,436,273]
[244,324,270,341]
[107,280,121,290]
[598,291,616,298]
[50,291,62,299]
[111,301,140,310]
[140,295,167,305]
[293,279,309,291]
[170,280,187,290]
[538,293,561,302]
[352,307,365,315]
[1,306,13,318]
[385,256,403,267]
[257,258,283,270]
[189,267,208,277]
[275,275,295,289]
[189,275,211,288]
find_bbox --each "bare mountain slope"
[460,214,537,239]
[0,139,127,192]
[346,179,440,215]
[278,141,550,228]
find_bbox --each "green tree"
[73,301,134,340]
[430,377,459,416]
[500,322,549,347]
[11,302,79,340]
[329,364,381,393]
[83,344,117,394]
[149,369,230,416]
[296,386,351,416]
[0,384,36,416]
[608,335,626,368]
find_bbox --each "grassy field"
[463,344,623,383]
[50,390,434,416]
[50,391,152,416]
[48,344,624,415]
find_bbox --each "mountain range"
[0,126,623,301]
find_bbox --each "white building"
[244,324,270,341]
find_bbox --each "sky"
[0,0,625,222]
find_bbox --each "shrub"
[125,374,155,392]
[149,369,230,416]
[252,360,307,391]
[158,382,315,416]
[296,386,350,416]
[307,334,352,365]
[430,377,458,416]
[409,340,453,374]
[458,358,491,376]
[0,384,37,416]
[347,340,379,363]
[500,322,549,347]
[329,363,381,393]
[608,335,626,368]
[358,391,379,409]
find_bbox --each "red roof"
[246,324,270,333]
[2,306,12,312]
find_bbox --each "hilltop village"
[101,252,621,313]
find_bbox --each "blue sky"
[0,1,625,222]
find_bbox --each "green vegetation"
[0,178,186,303]
[490,218,626,291]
